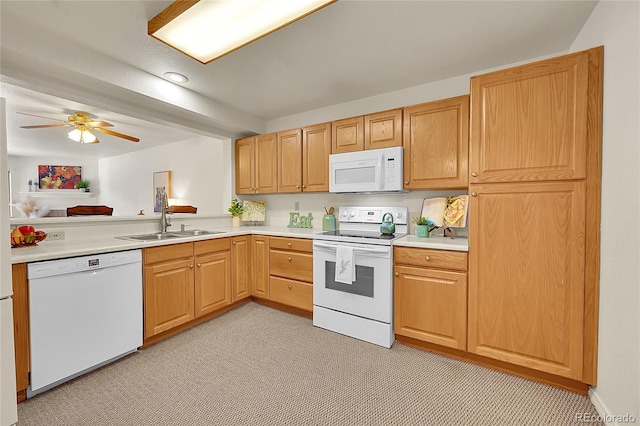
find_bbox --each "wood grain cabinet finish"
[278,124,331,193]
[268,237,313,312]
[468,181,586,380]
[231,236,251,302]
[364,108,403,150]
[194,239,232,316]
[332,116,364,153]
[403,95,469,189]
[394,248,468,350]
[251,235,270,299]
[235,134,278,194]
[469,50,589,183]
[11,263,29,400]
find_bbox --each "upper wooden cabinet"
[302,122,331,192]
[235,134,278,194]
[403,96,469,189]
[469,50,589,183]
[332,109,402,154]
[277,129,303,193]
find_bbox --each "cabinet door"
[11,263,29,396]
[231,236,251,301]
[144,258,195,339]
[270,277,313,312]
[332,116,363,153]
[195,251,231,317]
[235,136,255,195]
[255,133,278,193]
[468,181,586,379]
[251,235,270,299]
[403,95,469,189]
[394,265,467,350]
[469,51,588,183]
[277,129,302,193]
[364,108,402,150]
[302,122,331,192]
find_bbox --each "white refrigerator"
[1,97,18,426]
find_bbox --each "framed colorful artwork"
[153,171,172,213]
[38,165,82,189]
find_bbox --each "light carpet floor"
[17,302,603,425]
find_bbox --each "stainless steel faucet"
[161,191,171,233]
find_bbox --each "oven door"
[313,240,392,323]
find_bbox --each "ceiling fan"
[17,111,140,144]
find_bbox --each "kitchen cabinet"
[403,95,469,189]
[11,263,29,402]
[468,47,603,385]
[277,129,303,193]
[332,109,402,154]
[469,51,589,183]
[231,235,251,302]
[268,236,313,312]
[394,247,468,350]
[144,239,231,340]
[251,235,270,299]
[235,133,278,194]
[277,124,331,193]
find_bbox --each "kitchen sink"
[116,230,225,242]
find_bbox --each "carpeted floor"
[17,302,603,425]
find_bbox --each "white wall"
[8,155,100,215]
[99,135,232,216]
[569,1,640,423]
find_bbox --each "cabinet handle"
[190,264,194,269]
[288,285,292,289]
[424,256,430,261]
[302,184,306,188]
[233,241,237,245]
[296,185,300,188]
[288,257,292,262]
[404,180,409,185]
[287,242,292,247]
[471,192,478,197]
[471,172,478,177]
[197,263,201,268]
[394,272,399,277]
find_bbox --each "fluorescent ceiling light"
[148,0,336,64]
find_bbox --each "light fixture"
[68,125,97,144]
[148,0,336,64]
[164,72,189,83]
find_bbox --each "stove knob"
[342,210,349,218]
[350,211,356,217]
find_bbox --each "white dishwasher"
[27,249,142,397]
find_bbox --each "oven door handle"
[313,241,390,254]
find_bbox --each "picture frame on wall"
[153,171,172,213]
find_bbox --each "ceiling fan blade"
[92,127,139,142]
[20,124,72,129]
[86,121,114,128]
[17,111,67,122]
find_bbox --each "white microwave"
[329,146,404,193]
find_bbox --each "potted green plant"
[413,216,430,238]
[77,180,90,192]
[228,198,244,227]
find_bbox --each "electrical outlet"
[294,201,300,211]
[48,231,65,241]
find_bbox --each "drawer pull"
[425,256,430,261]
[287,242,292,247]
[394,272,399,277]
[288,285,292,289]
[288,257,292,262]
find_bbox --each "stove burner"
[318,230,405,240]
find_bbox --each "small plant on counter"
[413,216,429,225]
[228,198,244,217]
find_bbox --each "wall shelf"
[18,191,95,198]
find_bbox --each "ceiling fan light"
[68,128,97,144]
[68,128,82,142]
[149,0,336,64]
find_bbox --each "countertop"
[11,226,467,264]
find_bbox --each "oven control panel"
[338,206,408,225]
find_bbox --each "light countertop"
[393,234,468,252]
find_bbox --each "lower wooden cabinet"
[268,236,313,312]
[231,236,251,302]
[394,247,468,350]
[144,239,231,340]
[251,235,270,299]
[11,263,29,401]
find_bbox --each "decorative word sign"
[288,212,313,228]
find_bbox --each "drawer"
[194,237,230,255]
[269,236,313,253]
[270,277,313,312]
[270,250,313,282]
[144,242,193,265]
[394,247,468,271]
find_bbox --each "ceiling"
[0,0,598,159]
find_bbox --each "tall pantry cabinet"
[468,47,603,385]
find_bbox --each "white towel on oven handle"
[335,245,356,284]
